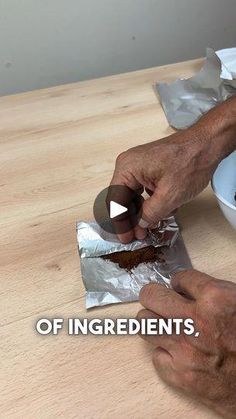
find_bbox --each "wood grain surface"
[1,58,236,419]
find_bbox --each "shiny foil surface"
[76,218,192,309]
[155,48,236,130]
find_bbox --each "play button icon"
[93,185,143,235]
[110,201,128,219]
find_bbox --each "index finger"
[139,283,194,318]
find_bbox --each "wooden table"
[1,58,236,419]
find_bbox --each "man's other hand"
[138,270,236,418]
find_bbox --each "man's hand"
[110,96,236,243]
[138,270,236,418]
[111,132,217,242]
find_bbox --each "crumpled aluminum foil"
[76,217,192,308]
[155,48,236,130]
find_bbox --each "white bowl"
[216,47,236,79]
[212,151,236,230]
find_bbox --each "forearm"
[189,95,236,166]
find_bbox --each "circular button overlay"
[93,185,143,235]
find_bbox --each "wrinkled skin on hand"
[111,131,219,243]
[138,270,236,418]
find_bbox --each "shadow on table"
[177,191,235,239]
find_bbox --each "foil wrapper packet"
[155,48,236,130]
[77,218,192,308]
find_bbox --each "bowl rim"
[211,178,236,211]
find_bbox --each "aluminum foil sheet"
[76,217,192,309]
[155,48,236,130]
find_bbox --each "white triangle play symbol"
[110,201,128,219]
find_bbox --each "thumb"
[139,189,173,227]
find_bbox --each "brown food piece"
[102,246,165,271]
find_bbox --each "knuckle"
[154,143,168,158]
[203,282,221,303]
[116,151,129,165]
[152,351,160,369]
[175,360,198,390]
[152,350,162,369]
[182,369,197,387]
[171,270,187,288]
[152,353,177,386]
[152,348,167,369]
[202,279,236,311]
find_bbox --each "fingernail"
[138,218,149,228]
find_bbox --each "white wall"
[0,0,236,96]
